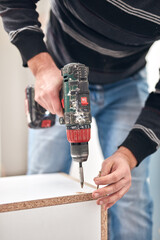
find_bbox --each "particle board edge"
[0,193,93,213]
[101,205,108,240]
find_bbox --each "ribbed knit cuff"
[119,129,157,166]
[11,30,48,67]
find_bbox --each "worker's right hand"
[28,52,63,117]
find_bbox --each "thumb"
[101,159,113,176]
[94,159,113,181]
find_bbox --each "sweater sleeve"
[0,0,48,66]
[120,73,160,165]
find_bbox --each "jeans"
[28,68,153,240]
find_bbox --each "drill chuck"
[71,142,88,189]
[70,142,88,163]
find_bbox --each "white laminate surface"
[0,173,95,204]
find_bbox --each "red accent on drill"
[67,129,91,143]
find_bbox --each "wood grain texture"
[101,205,108,240]
[0,193,93,213]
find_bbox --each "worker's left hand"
[92,146,137,210]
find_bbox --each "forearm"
[117,146,138,169]
[28,52,58,76]
[27,52,63,116]
[120,75,160,165]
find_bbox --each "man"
[0,0,160,239]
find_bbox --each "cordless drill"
[60,63,92,188]
[25,63,92,188]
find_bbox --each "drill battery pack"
[25,85,56,129]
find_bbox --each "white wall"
[0,106,1,177]
[0,20,29,176]
[0,1,48,176]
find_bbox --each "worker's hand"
[92,146,137,210]
[28,52,63,117]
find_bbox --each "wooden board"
[0,173,107,239]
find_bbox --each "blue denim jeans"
[28,68,153,240]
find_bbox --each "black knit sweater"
[0,0,160,165]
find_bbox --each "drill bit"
[79,162,84,188]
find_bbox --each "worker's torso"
[47,0,160,84]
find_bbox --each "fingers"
[92,176,131,203]
[35,92,54,114]
[93,178,126,198]
[51,91,63,117]
[31,55,63,117]
[92,175,131,209]
[94,169,123,186]
[96,185,130,210]
[36,95,55,114]
[94,157,122,186]
[35,88,63,117]
[93,169,131,198]
[92,159,132,209]
[104,201,116,210]
[100,160,113,176]
[92,148,134,209]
